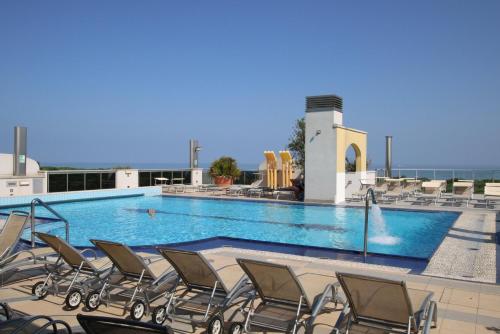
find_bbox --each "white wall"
[115,169,139,189]
[304,110,340,202]
[0,177,45,197]
[191,168,203,186]
[0,153,40,176]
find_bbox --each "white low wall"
[116,169,139,189]
[0,186,161,208]
[191,168,203,186]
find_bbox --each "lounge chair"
[415,181,442,206]
[449,181,474,207]
[372,179,388,199]
[154,248,253,334]
[0,211,54,275]
[77,314,172,334]
[0,312,72,333]
[350,180,374,201]
[0,302,10,322]
[86,240,178,321]
[30,232,112,310]
[335,272,437,334]
[234,258,340,334]
[402,179,421,199]
[382,179,404,203]
[484,183,500,208]
[199,184,219,192]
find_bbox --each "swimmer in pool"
[147,208,156,218]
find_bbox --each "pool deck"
[1,248,499,333]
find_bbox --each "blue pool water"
[4,196,459,258]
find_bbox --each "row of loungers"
[0,211,438,333]
[351,179,500,208]
[199,182,297,200]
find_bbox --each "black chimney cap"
[306,95,343,112]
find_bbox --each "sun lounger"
[335,272,437,334]
[449,181,474,207]
[0,302,10,321]
[153,248,252,334]
[0,211,54,275]
[402,179,421,198]
[30,232,112,310]
[77,314,172,334]
[0,311,72,333]
[235,258,340,334]
[87,240,177,321]
[350,180,374,201]
[383,179,404,203]
[372,180,388,198]
[484,183,500,208]
[415,181,442,206]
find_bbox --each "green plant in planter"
[209,156,241,181]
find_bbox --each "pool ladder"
[30,198,70,247]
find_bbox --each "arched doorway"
[345,143,362,172]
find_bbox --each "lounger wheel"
[64,289,82,310]
[229,322,244,334]
[130,300,146,321]
[85,290,101,311]
[32,281,49,299]
[152,305,168,325]
[208,315,224,334]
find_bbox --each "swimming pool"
[4,196,459,259]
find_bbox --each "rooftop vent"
[306,95,343,112]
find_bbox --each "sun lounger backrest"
[36,232,95,272]
[336,272,413,326]
[485,184,500,197]
[237,258,310,308]
[91,240,156,280]
[158,248,227,293]
[0,211,29,260]
[421,182,441,194]
[453,182,473,195]
[77,314,172,334]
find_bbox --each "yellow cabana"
[264,151,278,189]
[279,150,293,187]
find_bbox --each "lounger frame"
[336,272,437,334]
[155,248,252,331]
[31,233,111,307]
[89,240,177,320]
[236,258,338,334]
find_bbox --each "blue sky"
[1,1,499,168]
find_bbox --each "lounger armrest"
[79,248,98,260]
[226,276,252,299]
[0,249,35,265]
[310,282,341,320]
[33,319,72,334]
[152,269,178,286]
[422,301,437,334]
[142,254,164,264]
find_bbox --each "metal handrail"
[363,188,377,261]
[30,198,70,248]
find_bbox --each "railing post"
[30,200,36,248]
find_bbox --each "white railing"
[376,168,500,181]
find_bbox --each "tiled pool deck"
[1,248,499,333]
